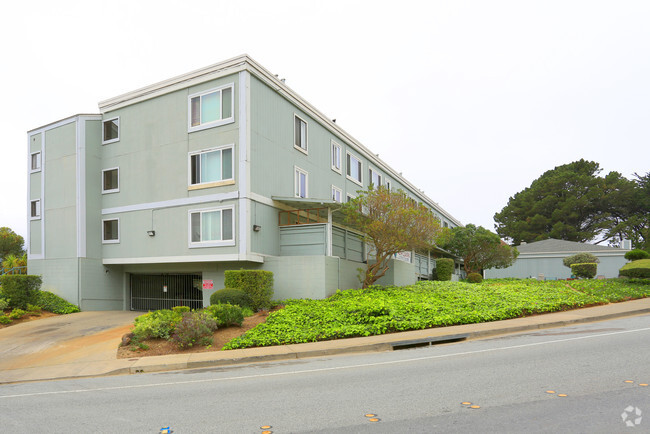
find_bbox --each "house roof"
[516,238,628,254]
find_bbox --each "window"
[30,152,41,172]
[332,185,342,203]
[102,168,119,194]
[386,180,392,191]
[30,199,40,219]
[295,167,308,198]
[189,206,234,247]
[369,167,382,187]
[188,84,234,132]
[346,152,362,185]
[331,141,341,173]
[346,194,355,203]
[102,218,119,243]
[102,117,120,144]
[189,145,234,187]
[294,115,308,153]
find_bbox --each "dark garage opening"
[130,274,203,311]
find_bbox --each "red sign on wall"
[202,279,214,290]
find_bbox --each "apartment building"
[27,55,462,311]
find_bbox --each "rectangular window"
[369,167,382,187]
[30,152,41,172]
[102,218,119,243]
[188,84,234,132]
[102,117,120,144]
[346,194,355,203]
[189,145,234,186]
[30,199,40,219]
[294,115,308,153]
[295,167,308,198]
[332,186,342,203]
[331,141,341,173]
[102,168,119,194]
[386,180,392,191]
[346,152,362,185]
[189,206,234,247]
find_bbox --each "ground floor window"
[189,206,234,247]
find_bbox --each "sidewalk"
[1,298,650,385]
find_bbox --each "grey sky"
[1,0,649,239]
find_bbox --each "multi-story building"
[27,55,462,311]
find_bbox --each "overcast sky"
[1,0,649,240]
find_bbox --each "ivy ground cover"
[223,279,650,350]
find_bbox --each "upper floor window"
[189,206,234,247]
[295,166,308,198]
[294,115,308,153]
[102,218,119,243]
[332,185,342,203]
[30,152,41,173]
[346,152,362,185]
[30,199,41,219]
[102,167,120,194]
[386,180,392,191]
[102,117,120,144]
[188,84,234,132]
[369,167,382,187]
[189,145,234,188]
[331,141,341,173]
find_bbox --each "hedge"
[467,272,483,284]
[0,275,42,309]
[619,259,650,279]
[571,263,597,279]
[209,288,253,309]
[225,270,274,310]
[435,258,454,281]
[563,253,599,268]
[625,249,650,261]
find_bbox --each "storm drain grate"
[391,334,468,350]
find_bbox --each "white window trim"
[30,151,41,173]
[346,151,363,186]
[102,116,120,145]
[30,199,41,220]
[369,166,382,187]
[187,83,235,133]
[102,218,120,244]
[331,140,342,174]
[346,193,356,203]
[331,185,343,203]
[101,167,120,194]
[188,205,236,248]
[187,144,235,188]
[294,166,309,198]
[293,114,308,155]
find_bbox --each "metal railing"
[278,207,329,226]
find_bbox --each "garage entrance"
[130,274,203,311]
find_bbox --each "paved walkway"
[1,299,650,384]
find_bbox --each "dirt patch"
[117,309,274,359]
[0,311,58,329]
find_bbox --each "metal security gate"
[130,274,203,311]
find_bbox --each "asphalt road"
[1,315,649,433]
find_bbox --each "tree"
[342,185,445,288]
[494,160,627,245]
[0,227,25,261]
[441,224,518,274]
[604,172,650,250]
[1,253,27,274]
[562,252,599,268]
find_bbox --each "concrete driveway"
[0,311,140,374]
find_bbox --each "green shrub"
[35,291,80,314]
[204,303,244,327]
[225,270,274,311]
[26,304,42,315]
[467,273,483,284]
[241,307,255,318]
[132,309,182,340]
[0,315,11,325]
[435,258,454,281]
[0,275,42,309]
[170,311,218,349]
[0,298,9,311]
[563,253,599,268]
[571,263,597,279]
[209,288,253,309]
[619,259,650,279]
[172,306,191,314]
[625,249,650,261]
[8,308,27,319]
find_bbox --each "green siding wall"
[279,224,327,256]
[332,226,364,262]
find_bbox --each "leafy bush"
[0,315,11,325]
[225,270,274,311]
[563,253,599,268]
[0,298,9,311]
[132,309,182,340]
[172,306,191,314]
[35,291,80,314]
[241,307,255,318]
[26,304,42,315]
[571,263,597,279]
[8,308,27,319]
[625,249,650,261]
[0,275,42,309]
[204,303,244,327]
[619,259,650,279]
[467,273,483,284]
[209,288,253,309]
[435,258,454,281]
[170,311,218,349]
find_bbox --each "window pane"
[201,91,220,124]
[31,201,39,217]
[346,154,351,176]
[294,117,301,148]
[299,172,307,198]
[202,211,221,241]
[103,119,119,141]
[222,87,232,118]
[103,169,118,191]
[104,220,117,240]
[191,97,201,126]
[222,209,233,240]
[190,154,200,184]
[300,121,306,149]
[221,148,233,179]
[31,153,41,170]
[201,150,221,183]
[191,213,201,242]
